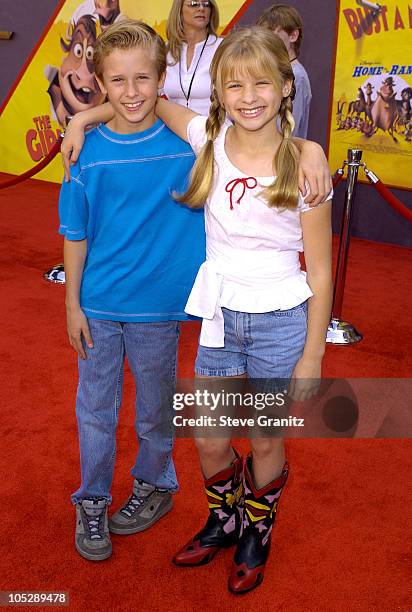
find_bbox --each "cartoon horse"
[394,87,412,133]
[336,100,347,127]
[348,87,367,120]
[364,82,374,122]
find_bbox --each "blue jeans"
[71,319,180,504]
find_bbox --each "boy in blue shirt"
[59,19,205,561]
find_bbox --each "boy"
[58,19,205,561]
[257,4,312,138]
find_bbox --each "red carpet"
[0,176,411,611]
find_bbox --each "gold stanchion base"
[43,263,65,284]
[326,318,363,345]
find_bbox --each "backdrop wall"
[1,0,411,247]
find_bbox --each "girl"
[155,26,333,594]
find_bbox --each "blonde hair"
[178,26,299,210]
[257,4,303,56]
[93,19,166,80]
[166,0,220,64]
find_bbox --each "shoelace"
[120,493,145,517]
[225,177,258,210]
[86,513,103,540]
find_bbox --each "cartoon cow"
[371,76,398,141]
[45,15,105,127]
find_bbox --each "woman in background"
[164,0,222,114]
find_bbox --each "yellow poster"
[328,0,412,190]
[0,0,250,184]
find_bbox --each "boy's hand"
[61,119,86,182]
[66,305,93,359]
[298,141,332,206]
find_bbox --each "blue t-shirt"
[59,120,205,322]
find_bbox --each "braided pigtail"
[264,89,299,210]
[265,89,299,209]
[176,88,225,208]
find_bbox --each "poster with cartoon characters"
[0,0,250,184]
[328,0,412,190]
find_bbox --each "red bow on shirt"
[225,177,258,210]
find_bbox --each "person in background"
[163,0,222,114]
[257,3,312,138]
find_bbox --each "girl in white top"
[163,0,223,114]
[156,26,332,594]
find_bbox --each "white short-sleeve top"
[184,115,332,348]
[163,36,223,116]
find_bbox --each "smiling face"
[96,46,165,133]
[211,27,294,138]
[181,1,212,35]
[220,68,290,135]
[58,19,103,114]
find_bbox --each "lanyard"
[179,34,209,107]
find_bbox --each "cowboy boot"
[228,454,289,594]
[173,449,243,566]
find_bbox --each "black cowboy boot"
[228,454,289,594]
[173,449,243,566]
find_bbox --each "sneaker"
[75,499,112,561]
[109,480,173,535]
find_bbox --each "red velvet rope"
[369,179,412,224]
[0,137,62,190]
[332,170,344,188]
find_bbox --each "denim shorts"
[195,302,307,379]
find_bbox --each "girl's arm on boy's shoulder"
[292,137,332,206]
[61,102,114,181]
[289,201,333,400]
[155,97,198,143]
[64,237,93,360]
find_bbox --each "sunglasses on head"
[185,1,212,8]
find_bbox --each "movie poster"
[328,0,412,190]
[0,0,249,184]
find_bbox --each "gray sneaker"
[109,480,173,535]
[75,499,112,561]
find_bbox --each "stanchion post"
[327,149,363,345]
[43,124,70,284]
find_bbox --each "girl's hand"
[288,355,322,402]
[298,141,332,206]
[61,118,86,182]
[66,305,93,360]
